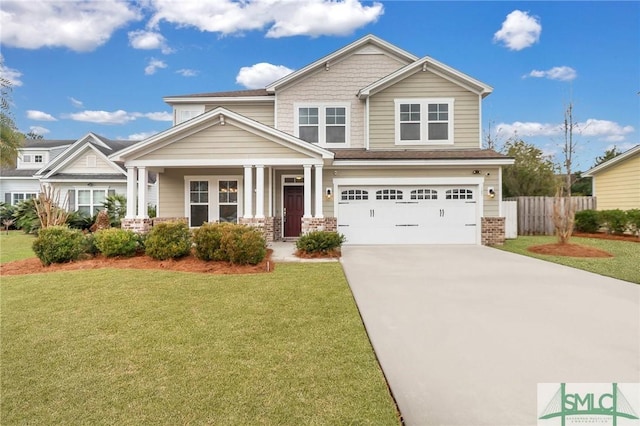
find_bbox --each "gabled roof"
[265,34,417,92]
[583,144,640,177]
[358,56,493,99]
[110,107,335,162]
[36,132,130,178]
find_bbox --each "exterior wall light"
[488,187,495,198]
[325,187,332,200]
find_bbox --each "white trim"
[244,166,253,219]
[255,165,265,219]
[164,96,274,104]
[395,98,455,146]
[478,95,483,148]
[303,165,312,218]
[333,159,515,167]
[314,165,323,218]
[365,97,370,150]
[42,141,126,179]
[184,175,243,226]
[126,158,325,167]
[137,167,148,219]
[174,105,205,125]
[583,144,640,176]
[41,178,126,184]
[293,102,351,147]
[281,174,305,239]
[74,187,110,217]
[498,166,503,217]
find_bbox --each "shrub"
[296,231,346,254]
[193,222,234,261]
[103,194,127,227]
[32,226,85,266]
[220,225,267,265]
[626,209,640,236]
[94,228,139,257]
[82,233,99,256]
[145,221,192,260]
[12,200,39,234]
[599,209,628,234]
[573,209,601,233]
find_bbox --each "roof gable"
[265,34,417,92]
[583,144,640,176]
[358,56,493,99]
[110,107,334,162]
[37,133,127,178]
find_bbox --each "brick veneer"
[481,217,505,246]
[301,217,338,234]
[121,218,152,233]
[239,217,276,242]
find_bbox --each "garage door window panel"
[411,189,438,200]
[341,189,368,201]
[376,189,403,200]
[446,189,473,200]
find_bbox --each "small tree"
[553,102,578,243]
[33,185,69,229]
[501,138,558,197]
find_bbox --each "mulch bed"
[528,243,613,258]
[0,250,276,276]
[573,232,639,243]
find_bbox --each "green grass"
[0,231,36,263]
[1,264,400,425]
[497,236,640,284]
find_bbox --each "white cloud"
[145,58,167,75]
[127,131,159,140]
[147,0,383,38]
[28,126,50,136]
[494,10,541,51]
[67,110,137,124]
[0,0,140,52]
[128,30,174,54]
[176,69,199,77]
[0,55,23,86]
[496,119,635,143]
[142,112,173,121]
[525,66,577,81]
[26,110,57,121]
[236,63,294,89]
[69,97,84,108]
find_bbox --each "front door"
[284,186,304,237]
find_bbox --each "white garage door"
[337,186,478,244]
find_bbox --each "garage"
[337,185,479,244]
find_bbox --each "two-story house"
[111,35,513,245]
[1,133,156,217]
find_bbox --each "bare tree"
[553,102,577,244]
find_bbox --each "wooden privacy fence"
[504,196,597,236]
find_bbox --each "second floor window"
[395,98,454,145]
[296,104,349,146]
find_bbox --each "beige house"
[584,145,640,210]
[111,35,514,245]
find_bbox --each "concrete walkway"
[340,245,640,426]
[268,241,338,263]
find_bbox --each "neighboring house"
[583,144,640,210]
[0,133,156,216]
[110,34,514,245]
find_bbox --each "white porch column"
[314,164,324,218]
[137,166,148,218]
[125,166,137,219]
[255,165,265,219]
[243,165,253,218]
[303,165,312,218]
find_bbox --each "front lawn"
[0,231,35,263]
[498,236,640,284]
[1,265,400,425]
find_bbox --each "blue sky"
[1,0,638,172]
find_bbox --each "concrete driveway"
[340,245,640,426]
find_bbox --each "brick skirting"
[481,217,505,246]
[301,217,337,234]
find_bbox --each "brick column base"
[239,217,277,242]
[121,218,151,234]
[481,217,506,246]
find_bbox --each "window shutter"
[67,190,76,211]
[107,189,116,197]
[4,193,11,204]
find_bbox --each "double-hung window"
[296,104,349,146]
[11,192,37,205]
[395,98,454,145]
[76,189,107,216]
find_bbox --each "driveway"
[340,245,640,426]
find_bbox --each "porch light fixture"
[488,187,495,198]
[295,176,303,181]
[325,187,332,200]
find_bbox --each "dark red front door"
[284,186,304,237]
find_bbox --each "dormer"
[17,149,48,169]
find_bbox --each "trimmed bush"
[145,221,192,260]
[220,225,267,265]
[296,231,346,254]
[193,222,234,261]
[94,228,139,257]
[599,209,628,234]
[573,209,601,233]
[32,226,85,266]
[626,209,640,235]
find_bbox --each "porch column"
[314,164,323,218]
[125,166,137,219]
[303,165,312,218]
[243,165,253,218]
[255,165,265,219]
[137,166,148,218]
